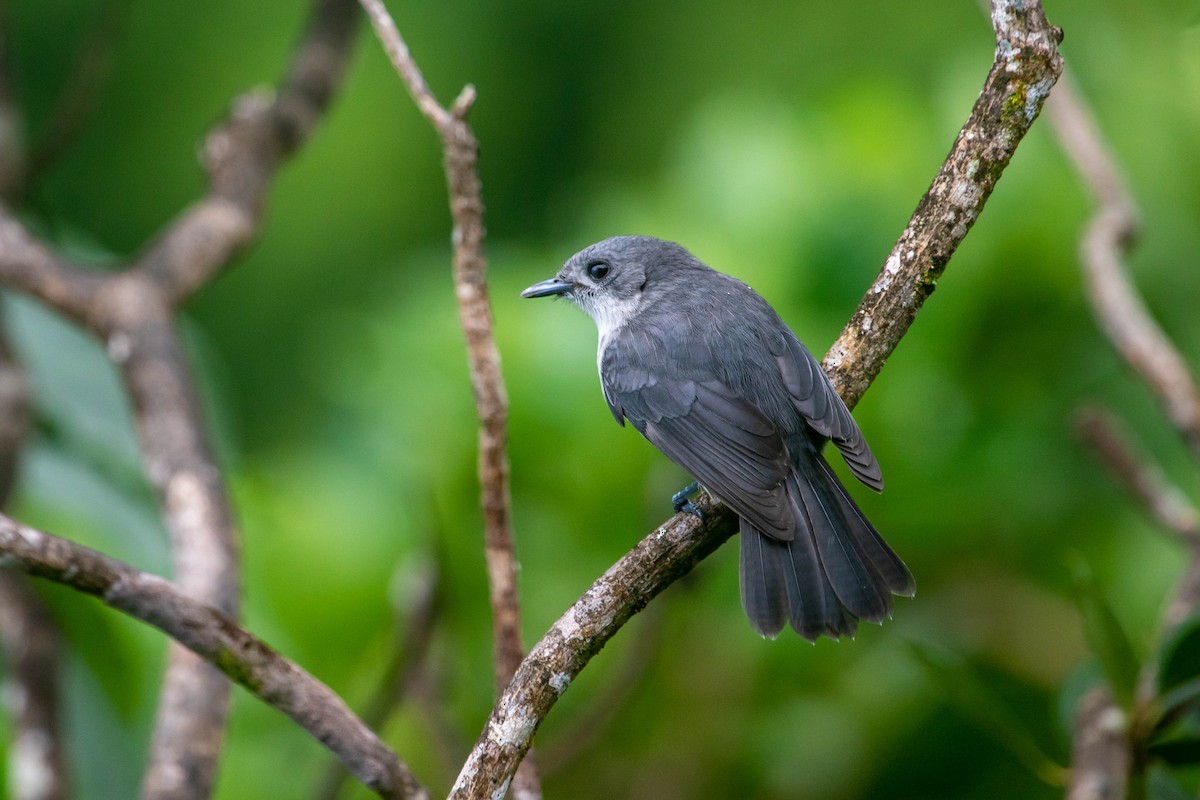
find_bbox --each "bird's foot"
[671,481,705,520]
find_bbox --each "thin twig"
[0,574,70,800]
[449,1,1063,795]
[1047,74,1200,461]
[0,303,68,800]
[0,514,431,800]
[357,3,539,798]
[1075,409,1199,544]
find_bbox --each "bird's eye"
[587,261,611,281]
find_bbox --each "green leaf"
[1153,677,1200,735]
[1072,557,1141,708]
[1159,616,1200,694]
[1148,735,1200,767]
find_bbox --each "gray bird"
[521,235,914,640]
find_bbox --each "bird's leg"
[671,480,705,520]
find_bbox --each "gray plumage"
[521,235,914,640]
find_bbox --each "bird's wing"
[769,329,883,491]
[602,334,794,540]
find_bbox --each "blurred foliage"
[1,0,1199,798]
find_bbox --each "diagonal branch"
[357,3,538,798]
[0,513,431,800]
[448,1,1063,796]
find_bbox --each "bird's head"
[521,235,699,337]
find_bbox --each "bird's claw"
[671,481,705,520]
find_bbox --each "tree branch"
[1047,73,1200,461]
[0,514,431,800]
[1076,409,1199,545]
[0,0,362,795]
[0,574,70,800]
[1066,686,1129,800]
[357,3,538,798]
[0,310,68,800]
[449,1,1064,796]
[1049,65,1200,796]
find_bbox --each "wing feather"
[775,332,884,491]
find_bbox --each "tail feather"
[815,458,916,597]
[736,453,913,642]
[738,522,788,637]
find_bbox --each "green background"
[2,0,1199,797]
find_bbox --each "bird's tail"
[739,454,914,641]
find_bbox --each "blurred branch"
[0,574,70,800]
[1066,686,1129,800]
[0,306,69,800]
[449,1,1063,796]
[357,3,539,799]
[1047,73,1200,461]
[1075,409,1199,545]
[0,0,362,796]
[1050,61,1200,799]
[0,513,431,800]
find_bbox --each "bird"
[521,235,914,641]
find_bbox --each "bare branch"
[87,276,243,800]
[0,574,70,800]
[1047,74,1200,461]
[0,514,431,800]
[449,1,1063,795]
[358,3,537,798]
[0,313,68,800]
[1075,409,1199,543]
[1066,687,1129,800]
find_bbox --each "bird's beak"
[520,277,573,298]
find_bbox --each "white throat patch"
[571,290,643,371]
